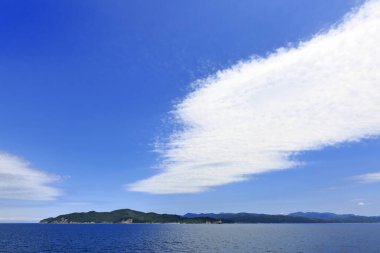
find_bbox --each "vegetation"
[40,209,219,224]
[41,209,380,224]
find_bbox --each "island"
[40,209,380,224]
[40,208,222,224]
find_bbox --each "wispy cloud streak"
[0,152,61,200]
[353,172,380,183]
[130,0,380,194]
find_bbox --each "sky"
[1,0,380,222]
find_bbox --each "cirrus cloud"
[0,152,61,200]
[129,0,380,194]
[353,172,380,183]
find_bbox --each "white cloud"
[353,172,380,183]
[0,152,61,200]
[129,0,380,194]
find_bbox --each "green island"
[40,209,380,224]
[39,209,221,224]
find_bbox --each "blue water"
[0,223,380,253]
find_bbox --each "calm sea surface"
[0,223,380,253]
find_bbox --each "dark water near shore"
[0,223,380,253]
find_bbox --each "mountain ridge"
[40,209,380,224]
[184,211,380,223]
[40,209,220,224]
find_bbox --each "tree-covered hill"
[41,209,380,224]
[40,209,218,224]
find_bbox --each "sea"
[0,223,380,253]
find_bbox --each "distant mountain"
[185,212,380,223]
[40,209,219,224]
[184,212,320,223]
[288,212,356,219]
[288,212,380,223]
[41,209,380,224]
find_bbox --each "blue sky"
[1,0,380,222]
